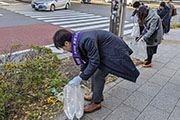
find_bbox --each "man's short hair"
[53,29,72,49]
[160,2,166,7]
[133,1,141,8]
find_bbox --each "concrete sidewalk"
[56,28,180,120]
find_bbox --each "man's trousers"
[91,69,108,103]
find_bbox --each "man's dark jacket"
[77,30,140,82]
[157,6,170,30]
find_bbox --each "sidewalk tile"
[135,75,148,85]
[175,69,180,76]
[136,105,169,120]
[103,94,123,110]
[148,74,170,86]
[104,82,117,93]
[150,92,178,113]
[81,115,92,120]
[85,106,112,120]
[136,69,157,85]
[137,82,162,97]
[116,80,140,91]
[176,52,180,58]
[104,104,140,120]
[149,61,165,70]
[107,86,133,100]
[163,62,180,71]
[177,100,180,107]
[155,56,171,64]
[139,67,158,75]
[169,75,180,86]
[157,67,176,78]
[160,82,180,99]
[170,57,180,64]
[168,106,180,120]
[160,52,177,59]
[124,91,153,112]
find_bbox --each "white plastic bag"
[59,84,85,120]
[131,23,140,38]
[129,40,147,60]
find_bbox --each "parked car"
[127,0,136,6]
[31,0,71,11]
[80,0,91,4]
[104,0,111,3]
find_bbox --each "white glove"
[68,75,82,85]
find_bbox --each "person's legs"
[143,46,157,67]
[91,69,108,103]
[84,69,108,113]
[166,16,172,33]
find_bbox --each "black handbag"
[172,8,177,16]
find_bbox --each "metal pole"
[118,0,126,38]
[109,0,119,35]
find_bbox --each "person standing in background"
[166,0,176,33]
[131,1,147,36]
[137,7,163,67]
[157,2,170,34]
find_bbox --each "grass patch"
[171,22,180,29]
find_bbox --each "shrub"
[171,22,180,29]
[0,45,68,120]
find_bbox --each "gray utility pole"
[110,0,127,38]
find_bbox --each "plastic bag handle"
[57,92,64,102]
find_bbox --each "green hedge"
[0,45,68,120]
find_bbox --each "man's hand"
[68,75,82,85]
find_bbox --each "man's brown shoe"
[84,95,104,101]
[84,103,102,113]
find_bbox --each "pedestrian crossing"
[0,4,134,55]
[1,4,134,36]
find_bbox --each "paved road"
[0,2,135,55]
[0,3,134,35]
[0,7,42,27]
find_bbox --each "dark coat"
[157,6,170,29]
[78,30,140,83]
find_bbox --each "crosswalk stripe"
[31,12,94,18]
[45,15,104,22]
[53,17,108,25]
[62,20,110,28]
[36,13,96,20]
[71,24,110,31]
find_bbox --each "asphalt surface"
[0,8,42,27]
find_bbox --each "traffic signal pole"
[110,0,127,38]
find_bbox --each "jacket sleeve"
[144,18,159,40]
[80,63,87,72]
[79,38,100,80]
[131,9,137,16]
